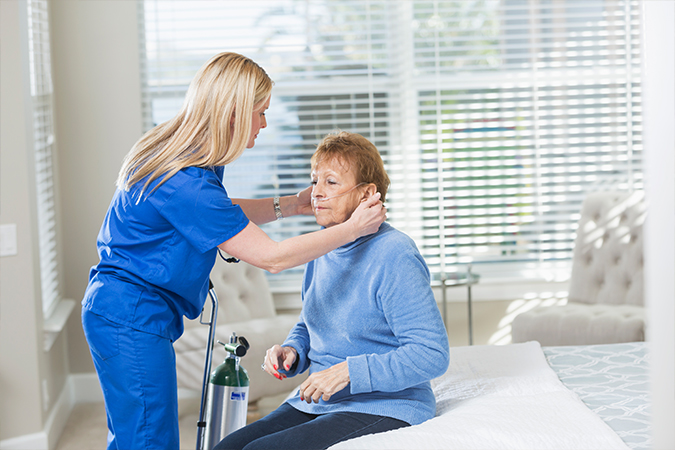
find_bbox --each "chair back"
[210,256,276,323]
[569,191,646,306]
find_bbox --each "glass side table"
[431,265,480,345]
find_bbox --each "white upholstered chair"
[174,257,306,412]
[512,191,647,346]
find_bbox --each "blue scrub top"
[82,166,249,341]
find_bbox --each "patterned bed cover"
[543,342,651,449]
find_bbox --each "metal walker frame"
[196,281,219,450]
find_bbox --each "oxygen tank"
[203,332,250,450]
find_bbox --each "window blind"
[138,0,642,289]
[411,0,642,280]
[139,0,398,288]
[26,0,62,315]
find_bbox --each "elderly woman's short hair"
[311,131,390,202]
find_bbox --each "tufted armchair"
[512,191,647,346]
[174,256,306,413]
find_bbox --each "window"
[411,1,642,281]
[26,0,62,315]
[138,0,642,289]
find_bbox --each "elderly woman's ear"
[361,183,378,202]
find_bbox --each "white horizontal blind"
[138,0,642,288]
[26,0,62,315]
[410,0,642,280]
[139,0,398,288]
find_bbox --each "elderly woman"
[215,131,449,450]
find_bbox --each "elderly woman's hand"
[299,362,350,403]
[263,345,297,380]
[347,192,386,239]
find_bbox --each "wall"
[0,1,47,441]
[50,0,143,375]
[642,2,675,448]
[0,1,142,447]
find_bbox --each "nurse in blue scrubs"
[80,52,385,450]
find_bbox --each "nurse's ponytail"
[117,52,273,196]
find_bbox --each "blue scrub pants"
[82,309,179,450]
[213,402,409,450]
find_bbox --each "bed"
[329,341,650,450]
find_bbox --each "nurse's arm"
[219,193,384,273]
[232,187,313,225]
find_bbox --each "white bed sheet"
[329,341,630,450]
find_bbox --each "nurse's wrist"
[273,196,284,220]
[275,195,291,219]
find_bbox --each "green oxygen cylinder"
[203,333,250,450]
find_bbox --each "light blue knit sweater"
[282,222,450,426]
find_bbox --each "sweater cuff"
[347,354,372,394]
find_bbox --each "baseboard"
[0,372,78,450]
[0,373,202,450]
[0,373,103,450]
[68,372,104,404]
[0,432,48,450]
[44,379,74,450]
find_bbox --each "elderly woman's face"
[311,157,366,228]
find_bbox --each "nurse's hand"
[263,345,297,380]
[299,361,350,403]
[348,192,386,239]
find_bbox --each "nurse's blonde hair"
[117,52,273,195]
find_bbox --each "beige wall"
[0,1,48,439]
[642,2,675,447]
[0,0,142,444]
[50,0,143,374]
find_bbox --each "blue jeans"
[214,402,409,450]
[82,309,179,450]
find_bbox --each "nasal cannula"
[311,182,366,204]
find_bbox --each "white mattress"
[330,341,631,450]
[544,342,651,449]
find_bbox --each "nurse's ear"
[360,183,378,202]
